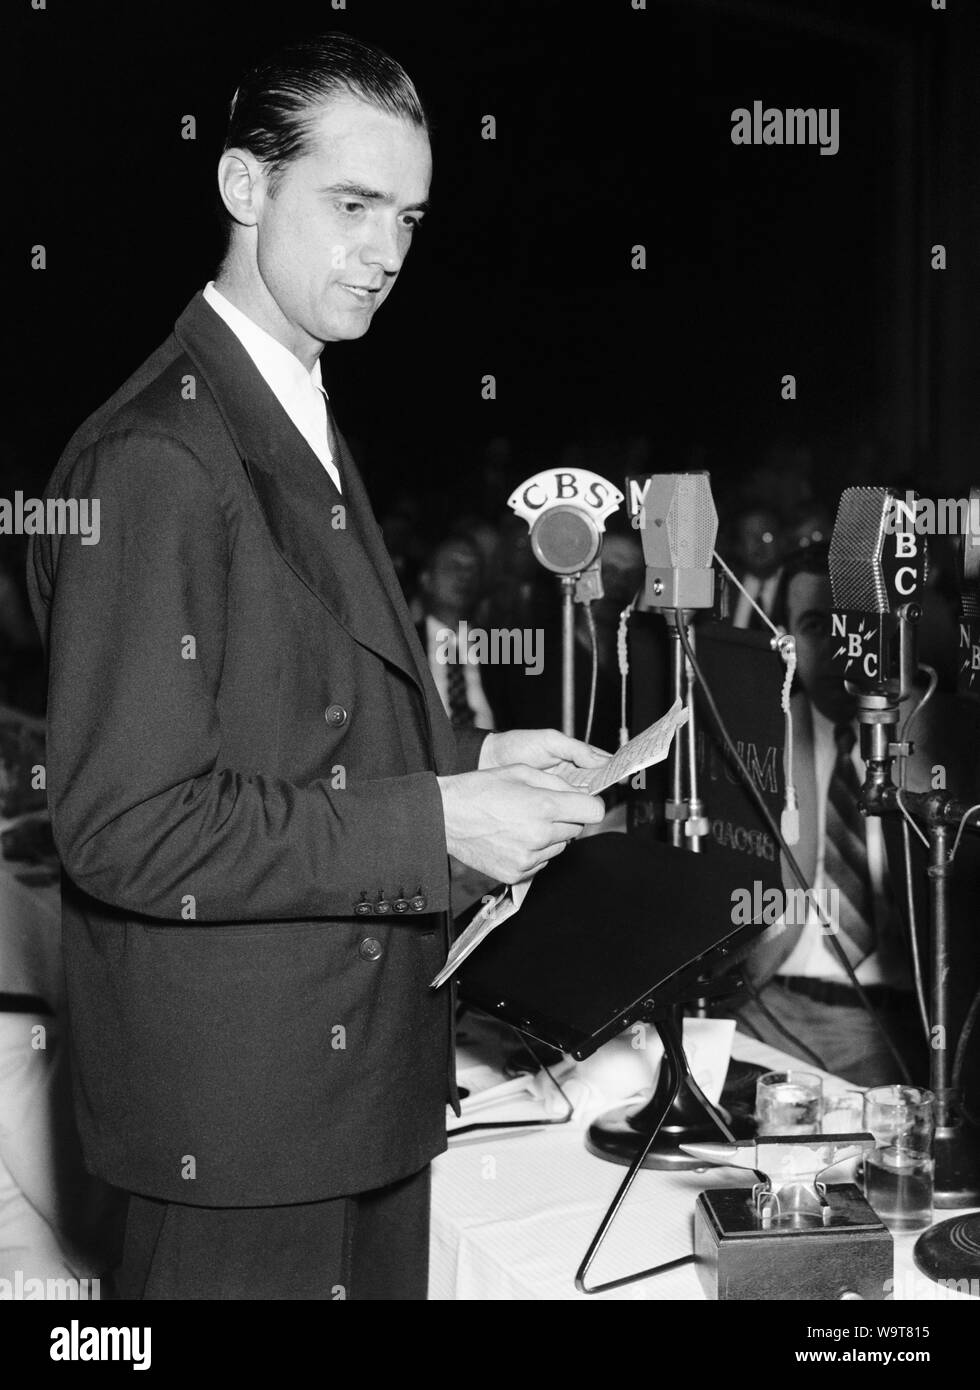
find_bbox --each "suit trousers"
[115,1165,431,1300]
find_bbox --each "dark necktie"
[319,390,343,494]
[445,634,475,729]
[822,722,876,967]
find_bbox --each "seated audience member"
[0,549,45,716]
[447,514,499,578]
[737,544,979,1086]
[720,505,786,630]
[785,498,832,553]
[416,533,496,731]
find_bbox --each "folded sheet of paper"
[430,699,689,988]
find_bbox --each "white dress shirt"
[202,282,341,493]
[779,707,908,987]
[733,569,782,629]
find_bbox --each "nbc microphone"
[828,486,926,698]
[956,487,980,699]
[828,486,927,771]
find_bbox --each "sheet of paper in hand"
[430,699,688,988]
[560,697,689,794]
[431,878,532,989]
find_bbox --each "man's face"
[598,536,644,614]
[251,97,431,355]
[423,540,482,619]
[736,510,782,576]
[787,572,856,724]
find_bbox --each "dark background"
[13,0,980,516]
[8,0,980,1186]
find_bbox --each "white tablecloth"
[431,1032,978,1301]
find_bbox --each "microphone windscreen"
[959,488,980,611]
[829,486,892,612]
[530,505,601,574]
[639,473,718,571]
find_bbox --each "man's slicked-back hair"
[223,31,429,193]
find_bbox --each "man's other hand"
[478,728,611,784]
[437,765,605,885]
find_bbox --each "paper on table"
[430,700,689,989]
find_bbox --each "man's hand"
[478,728,612,784]
[437,764,605,885]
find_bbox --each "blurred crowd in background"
[0,432,969,732]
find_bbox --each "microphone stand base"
[586,1070,757,1171]
[914,1213,980,1287]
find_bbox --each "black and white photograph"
[7,0,980,1349]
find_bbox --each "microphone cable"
[895,664,938,1044]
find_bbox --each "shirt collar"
[203,281,325,397]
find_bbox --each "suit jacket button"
[410,895,427,912]
[376,899,392,915]
[393,897,410,913]
[354,901,372,916]
[325,704,349,728]
[358,937,383,962]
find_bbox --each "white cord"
[616,593,639,748]
[770,631,800,844]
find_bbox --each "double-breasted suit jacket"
[28,293,485,1207]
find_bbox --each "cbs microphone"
[508,468,624,735]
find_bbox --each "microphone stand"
[587,607,748,1171]
[560,575,576,737]
[856,696,980,1209]
[559,563,604,737]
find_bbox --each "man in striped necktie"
[737,544,927,1086]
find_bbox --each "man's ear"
[217,148,265,228]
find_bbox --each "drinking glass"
[756,1070,823,1136]
[863,1085,935,1231]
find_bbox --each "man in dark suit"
[415,533,497,733]
[719,504,785,631]
[27,33,606,1300]
[738,545,979,1085]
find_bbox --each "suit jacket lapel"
[325,415,458,771]
[174,295,419,688]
